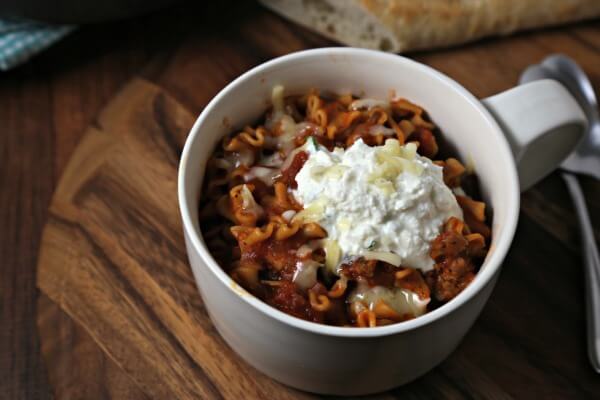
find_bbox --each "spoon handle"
[562,172,600,373]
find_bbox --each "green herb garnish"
[367,241,377,250]
[309,136,319,151]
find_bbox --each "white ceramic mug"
[178,48,586,395]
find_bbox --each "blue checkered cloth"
[0,18,75,70]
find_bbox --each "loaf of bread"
[259,0,600,52]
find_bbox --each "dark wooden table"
[1,2,600,399]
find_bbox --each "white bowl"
[178,48,586,395]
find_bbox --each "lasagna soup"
[200,86,491,327]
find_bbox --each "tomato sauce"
[279,151,308,189]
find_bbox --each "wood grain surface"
[1,1,600,399]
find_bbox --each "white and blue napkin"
[0,18,75,70]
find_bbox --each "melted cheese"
[243,166,279,186]
[265,86,321,155]
[292,259,320,290]
[368,124,396,137]
[349,98,389,111]
[240,184,264,218]
[349,280,429,317]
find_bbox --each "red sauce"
[265,280,350,325]
[428,224,480,301]
[429,257,475,302]
[265,281,324,323]
[395,270,430,300]
[340,258,377,279]
[461,208,491,239]
[368,263,397,288]
[411,128,438,158]
[279,151,308,189]
[240,233,304,272]
[323,100,345,120]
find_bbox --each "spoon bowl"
[520,54,600,373]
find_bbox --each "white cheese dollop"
[293,138,462,272]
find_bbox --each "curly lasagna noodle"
[200,86,491,327]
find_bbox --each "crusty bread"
[259,0,600,52]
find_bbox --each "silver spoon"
[520,54,600,373]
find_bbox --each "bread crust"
[260,0,600,52]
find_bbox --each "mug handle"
[482,79,587,191]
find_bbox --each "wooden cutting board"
[34,6,600,398]
[36,78,313,399]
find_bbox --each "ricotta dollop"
[293,138,462,272]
